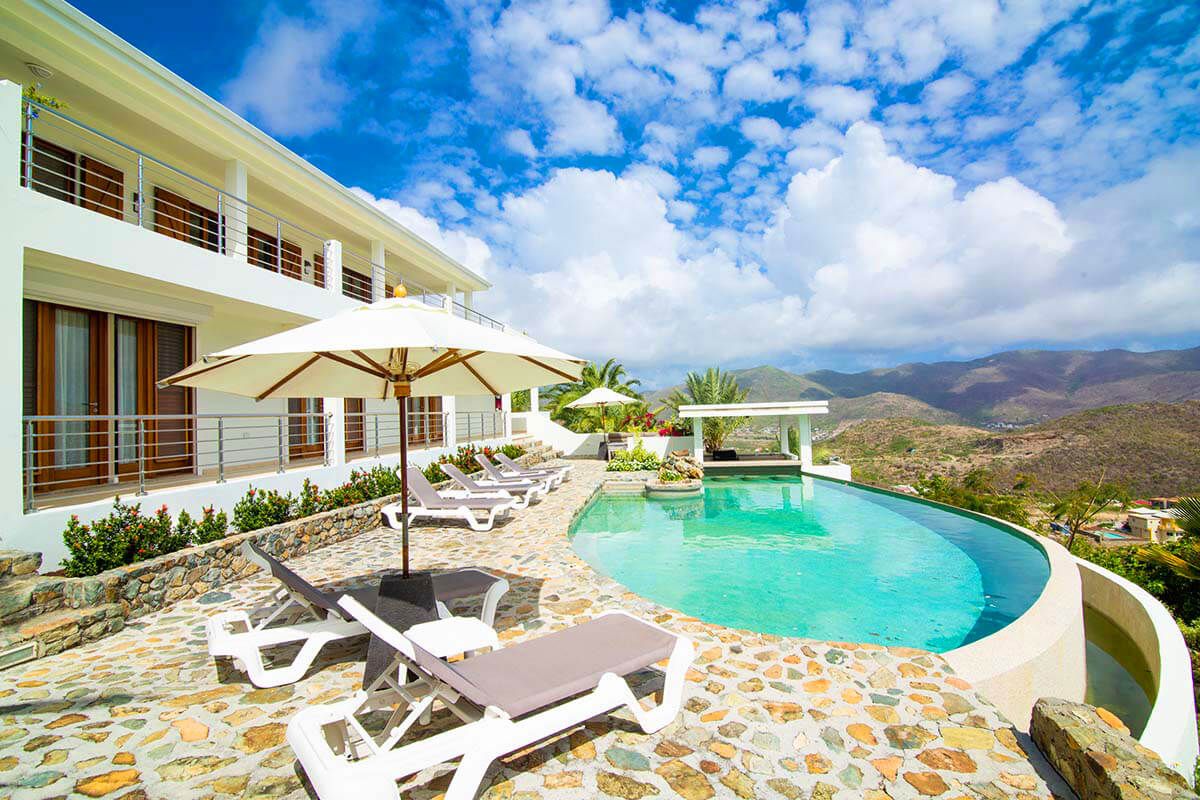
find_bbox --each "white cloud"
[224,0,379,138]
[546,97,622,155]
[350,188,494,279]
[921,72,974,115]
[739,116,785,147]
[502,129,539,158]
[623,164,681,197]
[806,85,876,123]
[723,60,799,102]
[691,146,731,169]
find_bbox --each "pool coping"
[577,470,1087,733]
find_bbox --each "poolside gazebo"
[677,400,830,466]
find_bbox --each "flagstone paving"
[0,460,1061,799]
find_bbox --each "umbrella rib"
[400,348,408,376]
[255,355,321,401]
[518,355,580,383]
[351,350,393,378]
[414,350,483,378]
[157,354,249,388]
[316,351,389,379]
[461,359,498,395]
[412,349,461,378]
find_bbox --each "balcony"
[17,98,506,331]
[22,409,507,511]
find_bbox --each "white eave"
[678,401,830,418]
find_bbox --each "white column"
[692,418,704,464]
[1,81,26,523]
[324,398,344,468]
[323,239,342,296]
[529,386,540,414]
[441,396,457,449]
[778,420,789,458]
[445,283,457,308]
[370,239,386,301]
[223,159,248,263]
[463,291,474,310]
[501,393,512,440]
[797,415,813,467]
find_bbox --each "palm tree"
[665,367,749,452]
[1137,497,1200,578]
[544,358,643,432]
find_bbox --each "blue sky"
[77,0,1200,383]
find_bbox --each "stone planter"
[644,479,703,498]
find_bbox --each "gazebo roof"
[677,400,829,418]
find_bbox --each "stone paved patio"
[0,460,1062,799]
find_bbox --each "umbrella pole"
[397,394,410,577]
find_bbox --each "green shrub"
[63,498,192,577]
[177,506,229,545]
[423,462,449,484]
[914,474,1030,527]
[296,479,323,518]
[657,469,684,483]
[606,441,660,472]
[232,486,295,533]
[498,443,527,460]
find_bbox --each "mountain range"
[651,346,1200,427]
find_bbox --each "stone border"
[1076,557,1200,780]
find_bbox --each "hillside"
[651,346,1200,425]
[819,392,964,435]
[820,401,1200,497]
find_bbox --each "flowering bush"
[232,486,295,533]
[605,441,661,472]
[177,506,229,545]
[62,498,214,577]
[657,420,690,437]
[422,444,527,485]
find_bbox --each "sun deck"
[0,459,1063,799]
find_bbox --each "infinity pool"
[570,475,1050,652]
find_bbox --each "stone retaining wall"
[1031,697,1197,799]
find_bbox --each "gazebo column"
[692,418,704,464]
[797,415,813,467]
[778,419,790,458]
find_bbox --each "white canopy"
[565,387,638,409]
[162,296,586,399]
[678,400,829,418]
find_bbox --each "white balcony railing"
[17,99,508,331]
[21,409,506,511]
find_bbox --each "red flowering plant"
[232,486,295,533]
[62,498,190,577]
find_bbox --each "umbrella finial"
[393,283,408,298]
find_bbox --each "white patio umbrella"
[161,293,585,575]
[566,386,637,432]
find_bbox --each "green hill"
[820,401,1200,497]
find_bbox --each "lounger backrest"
[362,573,439,689]
[409,637,494,709]
[406,466,448,507]
[474,454,506,480]
[243,540,341,621]
[440,463,483,492]
[495,453,525,472]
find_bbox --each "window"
[154,187,220,252]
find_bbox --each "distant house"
[1150,497,1182,510]
[1127,509,1180,542]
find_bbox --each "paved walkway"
[0,461,1060,799]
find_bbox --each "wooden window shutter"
[79,155,124,219]
[154,187,189,241]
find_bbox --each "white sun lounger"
[206,541,509,688]
[474,454,564,489]
[388,468,519,531]
[287,594,695,800]
[439,463,548,509]
[494,452,572,483]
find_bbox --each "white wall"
[1077,559,1199,780]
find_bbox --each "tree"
[1044,475,1129,552]
[1137,497,1200,579]
[665,367,749,452]
[542,358,643,432]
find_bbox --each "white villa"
[0,0,512,566]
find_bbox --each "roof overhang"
[678,401,830,419]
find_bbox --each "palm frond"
[1137,545,1200,580]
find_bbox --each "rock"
[596,771,660,799]
[872,755,902,782]
[884,725,936,750]
[74,769,140,797]
[718,768,757,799]
[1031,698,1192,800]
[903,771,949,796]
[916,748,977,773]
[655,759,714,800]
[170,718,208,742]
[940,726,995,750]
[604,747,650,771]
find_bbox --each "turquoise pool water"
[569,475,1050,652]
